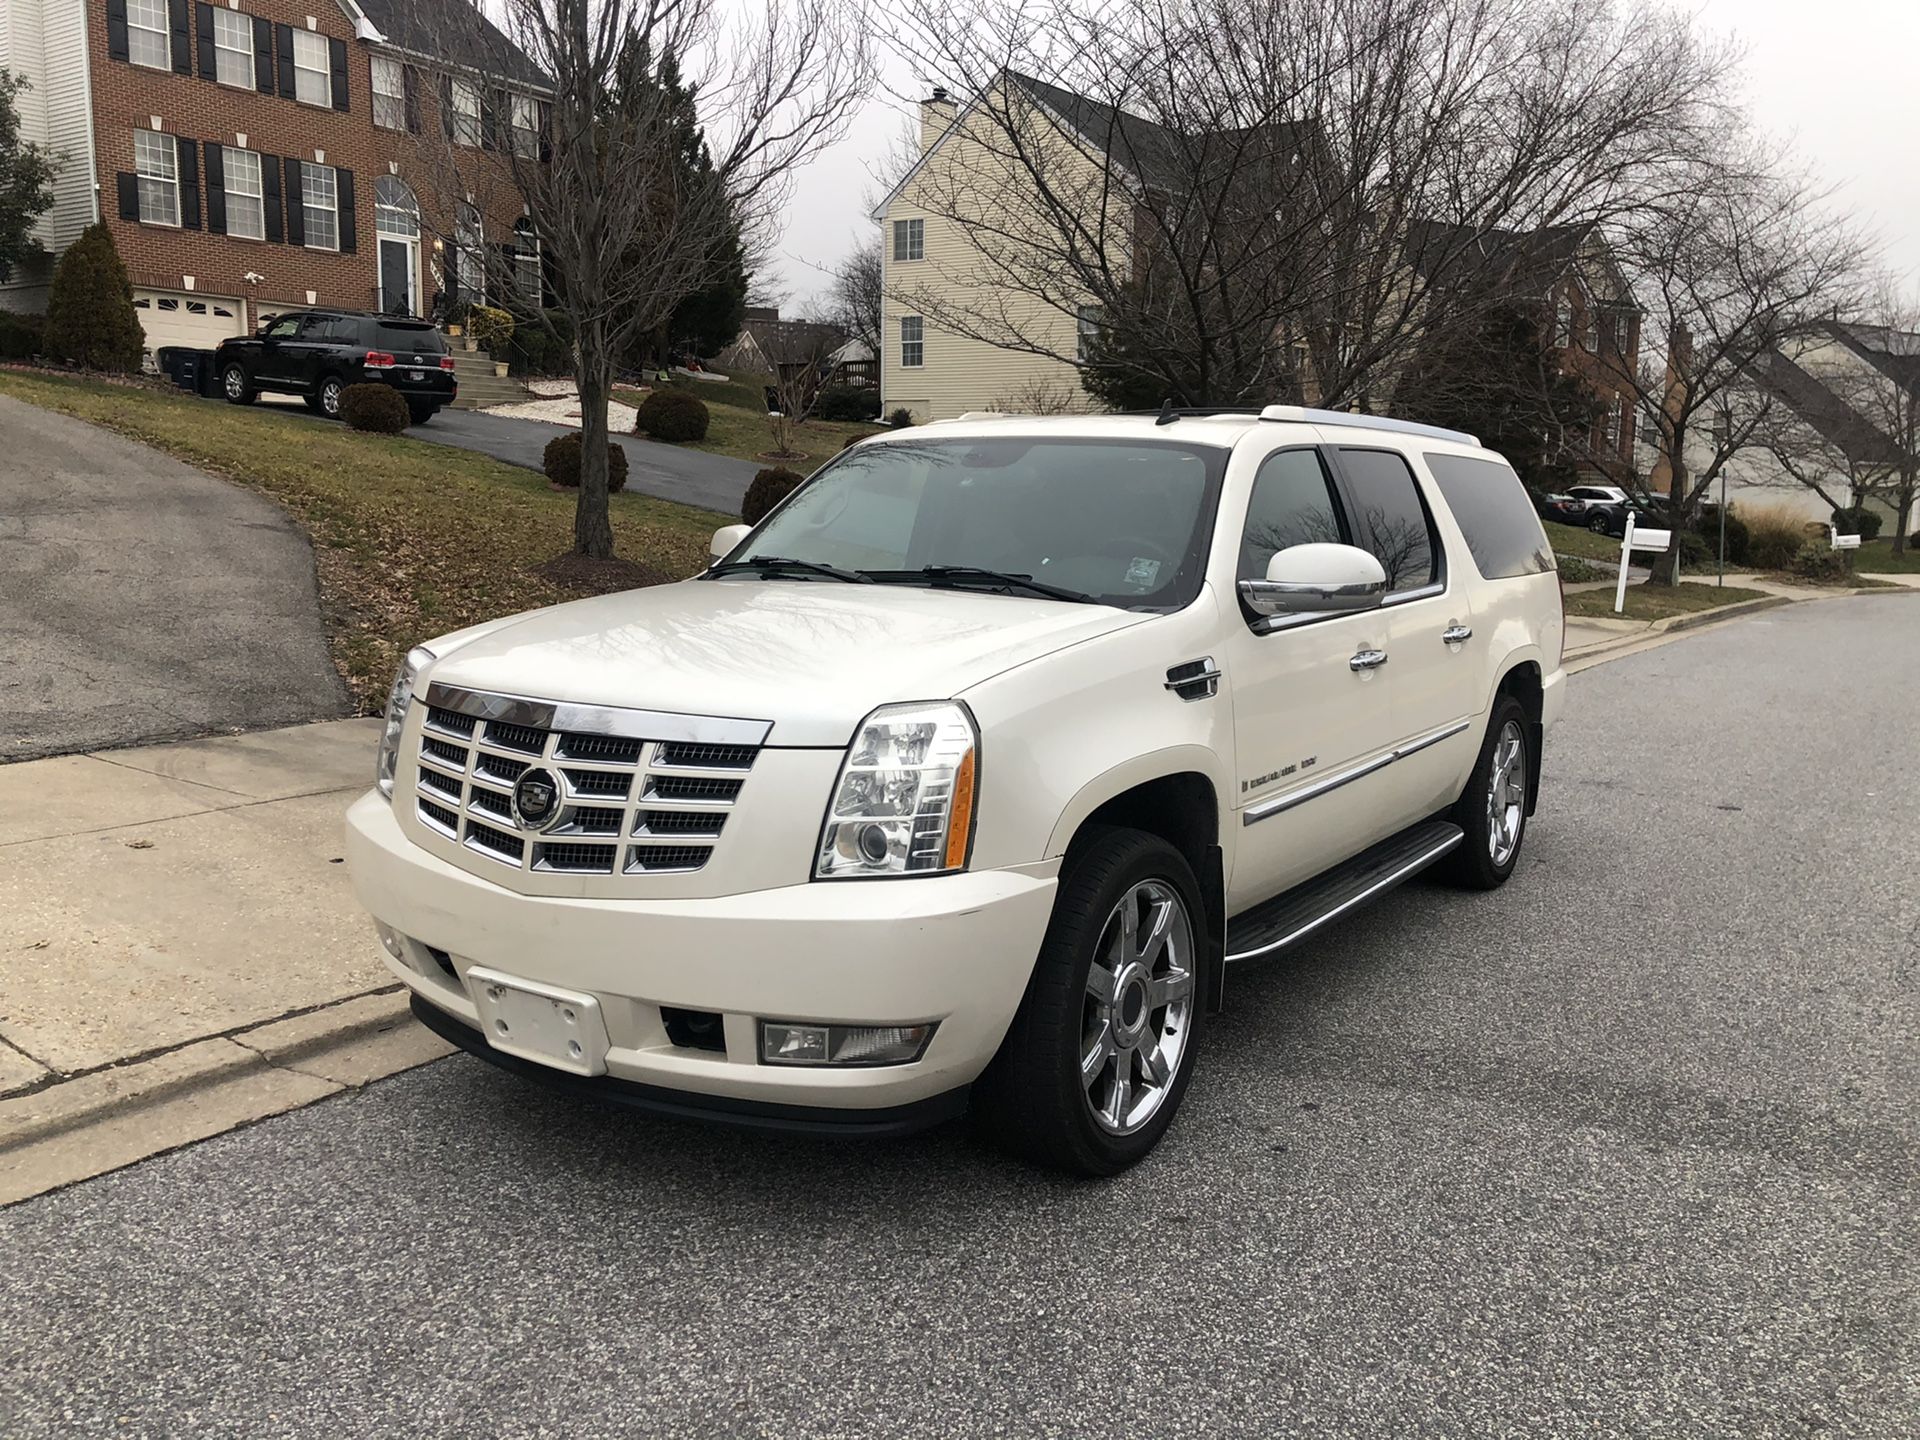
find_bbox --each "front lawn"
[1849,537,1920,574]
[1543,518,1623,561]
[1563,582,1771,622]
[624,373,886,467]
[0,371,726,710]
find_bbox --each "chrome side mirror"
[1238,543,1388,617]
[709,523,751,561]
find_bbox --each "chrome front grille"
[412,688,767,877]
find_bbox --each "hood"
[424,578,1152,746]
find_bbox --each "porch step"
[1223,820,1464,963]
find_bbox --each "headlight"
[375,645,434,799]
[816,702,979,878]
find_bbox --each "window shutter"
[403,65,420,133]
[203,143,226,234]
[480,90,498,150]
[261,155,282,242]
[196,4,215,78]
[439,75,453,138]
[329,37,348,112]
[337,169,356,254]
[168,0,191,74]
[537,101,552,164]
[282,157,304,246]
[253,17,273,92]
[178,139,201,230]
[275,24,294,99]
[117,172,140,221]
[107,0,130,62]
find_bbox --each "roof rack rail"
[1258,405,1479,447]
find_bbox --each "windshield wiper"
[871,565,1096,603]
[708,555,874,584]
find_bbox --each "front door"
[1221,444,1402,914]
[379,238,416,315]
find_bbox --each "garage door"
[131,290,246,363]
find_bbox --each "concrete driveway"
[0,395,348,762]
[255,394,761,515]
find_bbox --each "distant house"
[712,308,845,379]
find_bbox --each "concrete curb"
[1563,586,1910,671]
[0,989,451,1206]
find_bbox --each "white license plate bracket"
[466,967,610,1076]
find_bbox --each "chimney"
[920,87,955,153]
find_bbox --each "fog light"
[376,922,406,962]
[759,1021,936,1067]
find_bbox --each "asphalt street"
[0,394,348,761]
[2,596,1914,1437]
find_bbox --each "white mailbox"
[1830,526,1862,551]
[1615,514,1672,613]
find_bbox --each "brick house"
[1,0,547,360]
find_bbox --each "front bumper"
[345,791,1058,1112]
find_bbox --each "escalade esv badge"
[510,767,564,831]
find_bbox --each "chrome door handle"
[1349,648,1388,672]
[1441,625,1473,645]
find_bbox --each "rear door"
[294,315,352,388]
[1325,444,1481,822]
[1221,444,1402,911]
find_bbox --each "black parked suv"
[215,310,458,424]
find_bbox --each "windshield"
[716,436,1228,608]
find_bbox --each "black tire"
[302,392,326,413]
[1587,511,1611,534]
[317,374,346,419]
[220,363,255,405]
[972,826,1206,1175]
[408,402,438,425]
[1441,695,1530,890]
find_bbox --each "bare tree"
[823,235,882,360]
[1748,286,1920,554]
[413,0,873,559]
[880,0,1738,409]
[1610,152,1867,582]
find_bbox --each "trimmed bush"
[543,431,629,493]
[886,407,915,429]
[1554,555,1604,583]
[814,387,882,423]
[1831,506,1883,541]
[506,308,574,376]
[44,223,143,372]
[635,387,710,443]
[0,310,43,360]
[741,466,803,525]
[1693,504,1748,567]
[339,382,409,433]
[467,304,515,353]
[1791,541,1848,582]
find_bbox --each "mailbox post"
[1616,514,1674,613]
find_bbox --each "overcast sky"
[760,0,1920,311]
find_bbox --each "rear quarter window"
[1424,452,1554,579]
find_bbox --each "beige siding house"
[873,76,1133,422]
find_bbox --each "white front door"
[378,236,417,315]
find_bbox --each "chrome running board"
[1224,821,1464,964]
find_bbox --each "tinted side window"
[1424,452,1554,579]
[1335,448,1439,593]
[1238,448,1344,581]
[265,316,301,339]
[375,321,445,354]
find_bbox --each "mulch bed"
[533,551,674,595]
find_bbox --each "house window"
[212,9,252,87]
[292,30,331,107]
[1076,304,1101,364]
[1614,313,1631,353]
[126,0,170,69]
[372,56,406,129]
[1599,406,1617,449]
[513,225,541,302]
[374,175,417,237]
[510,95,538,157]
[224,147,266,240]
[449,79,481,146]
[1583,311,1600,352]
[1552,296,1571,348]
[1617,394,1633,450]
[454,201,484,304]
[900,315,924,368]
[302,161,338,251]
[892,218,924,262]
[134,129,180,226]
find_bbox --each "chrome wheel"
[320,379,343,416]
[1486,719,1526,866]
[223,366,245,400]
[1082,878,1195,1136]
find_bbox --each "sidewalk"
[0,719,449,1202]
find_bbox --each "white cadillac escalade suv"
[347,405,1565,1173]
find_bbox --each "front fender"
[1045,746,1230,859]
